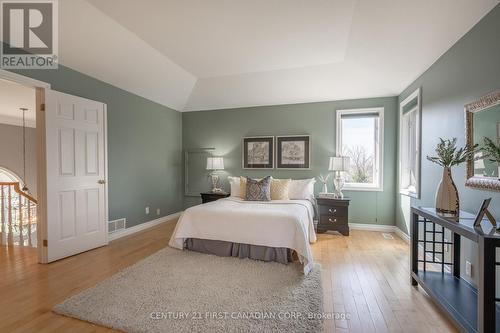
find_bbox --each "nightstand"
[316,197,350,236]
[200,192,230,204]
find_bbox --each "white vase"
[435,167,459,217]
[320,183,328,194]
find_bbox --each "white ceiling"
[85,0,356,78]
[0,79,36,128]
[57,0,499,111]
[58,0,196,111]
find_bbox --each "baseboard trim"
[394,227,410,243]
[109,211,182,242]
[348,223,395,233]
[348,223,410,243]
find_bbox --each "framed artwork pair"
[242,135,310,169]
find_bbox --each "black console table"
[411,207,500,333]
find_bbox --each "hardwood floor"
[0,220,457,333]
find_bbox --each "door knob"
[98,179,106,184]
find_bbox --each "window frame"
[399,88,422,198]
[335,107,384,192]
[0,166,22,183]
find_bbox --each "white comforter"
[169,197,316,274]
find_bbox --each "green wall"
[397,4,500,285]
[8,64,183,228]
[183,96,398,226]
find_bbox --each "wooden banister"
[0,182,37,204]
[1,182,38,247]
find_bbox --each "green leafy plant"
[482,137,500,163]
[426,138,479,168]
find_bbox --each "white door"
[45,90,108,262]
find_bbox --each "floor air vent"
[382,233,394,240]
[109,218,126,233]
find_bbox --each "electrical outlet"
[156,208,160,216]
[465,261,472,277]
[145,206,150,215]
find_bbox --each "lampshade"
[206,157,224,170]
[328,156,350,171]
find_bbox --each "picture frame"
[276,135,310,169]
[242,136,274,169]
[473,198,496,228]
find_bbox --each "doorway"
[0,78,38,248]
[0,70,109,264]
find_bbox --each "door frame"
[0,69,109,263]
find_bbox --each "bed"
[168,197,317,274]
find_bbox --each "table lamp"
[206,157,224,193]
[329,156,350,199]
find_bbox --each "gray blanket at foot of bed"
[185,238,293,264]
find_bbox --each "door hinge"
[43,239,48,247]
[40,103,45,111]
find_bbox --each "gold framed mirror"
[465,89,500,191]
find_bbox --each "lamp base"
[333,172,345,199]
[333,191,344,199]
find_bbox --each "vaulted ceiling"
[58,0,499,111]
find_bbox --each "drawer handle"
[328,208,337,214]
[328,218,337,223]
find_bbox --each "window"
[0,167,21,183]
[336,108,384,191]
[399,88,421,197]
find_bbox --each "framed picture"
[276,135,310,169]
[242,136,274,169]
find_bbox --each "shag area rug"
[54,247,323,333]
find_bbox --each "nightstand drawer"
[318,205,347,217]
[319,215,347,226]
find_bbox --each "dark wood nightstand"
[200,192,230,204]
[316,197,350,236]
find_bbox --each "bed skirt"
[185,238,293,264]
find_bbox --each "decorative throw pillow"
[239,176,268,198]
[288,178,316,200]
[228,176,241,197]
[270,178,291,200]
[245,176,272,201]
[239,176,247,198]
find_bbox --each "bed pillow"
[239,176,268,198]
[228,176,241,197]
[245,176,272,201]
[288,178,316,200]
[239,176,247,198]
[270,178,291,200]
